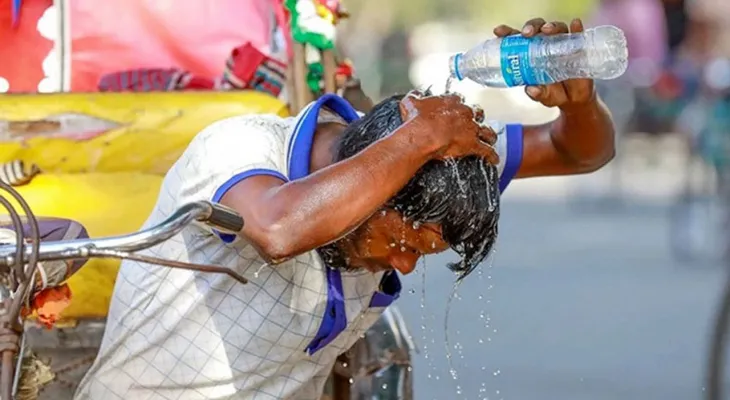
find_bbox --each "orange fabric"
[22,284,72,329]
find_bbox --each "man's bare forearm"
[519,94,615,178]
[229,121,437,263]
[554,94,615,169]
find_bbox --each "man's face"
[337,209,449,274]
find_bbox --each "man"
[75,18,614,400]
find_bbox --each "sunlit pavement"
[398,197,726,400]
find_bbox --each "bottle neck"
[449,53,465,81]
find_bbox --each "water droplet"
[389,242,396,247]
[381,383,388,390]
[400,246,407,252]
[493,369,501,376]
[341,362,348,368]
[409,288,416,294]
[478,338,484,344]
[348,378,354,384]
[253,263,267,278]
[445,76,454,93]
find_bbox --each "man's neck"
[310,122,347,173]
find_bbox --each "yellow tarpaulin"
[0,90,288,319]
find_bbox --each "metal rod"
[90,250,248,285]
[321,49,337,94]
[0,201,213,267]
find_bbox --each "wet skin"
[220,17,616,275]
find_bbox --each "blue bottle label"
[500,35,551,87]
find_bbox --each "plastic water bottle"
[448,25,628,88]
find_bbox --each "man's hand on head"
[398,90,499,165]
[494,18,596,110]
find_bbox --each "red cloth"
[69,0,291,92]
[98,42,285,97]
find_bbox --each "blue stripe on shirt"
[211,168,288,243]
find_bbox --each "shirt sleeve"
[487,120,524,193]
[171,116,289,242]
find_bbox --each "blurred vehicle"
[670,57,730,263]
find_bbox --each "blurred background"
[2,0,730,399]
[339,0,730,399]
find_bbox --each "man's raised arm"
[492,17,616,179]
[221,94,497,264]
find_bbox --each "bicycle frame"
[0,181,245,400]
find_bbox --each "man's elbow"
[577,146,615,174]
[247,220,301,264]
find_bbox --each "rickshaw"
[0,0,414,398]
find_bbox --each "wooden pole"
[292,42,313,113]
[321,49,337,94]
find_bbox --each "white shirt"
[75,94,523,400]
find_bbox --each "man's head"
[318,93,500,280]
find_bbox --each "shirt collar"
[286,94,361,180]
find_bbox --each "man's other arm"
[517,92,615,178]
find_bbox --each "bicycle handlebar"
[0,201,243,267]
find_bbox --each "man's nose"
[389,252,420,274]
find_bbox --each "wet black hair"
[319,93,500,280]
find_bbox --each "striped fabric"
[98,68,214,92]
[98,42,286,98]
[219,43,286,97]
[0,160,40,186]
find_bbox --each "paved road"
[29,195,729,400]
[397,198,727,400]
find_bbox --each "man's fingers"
[493,24,519,38]
[442,92,466,105]
[477,125,498,146]
[543,85,569,107]
[526,85,569,107]
[471,103,485,124]
[541,21,569,35]
[525,85,547,101]
[478,146,500,166]
[497,18,579,37]
[570,18,584,33]
[522,18,547,37]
